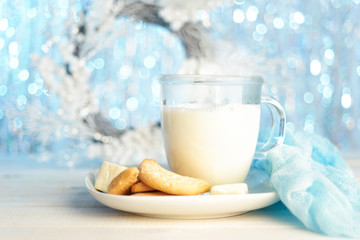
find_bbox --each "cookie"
[131,191,172,196]
[95,161,127,192]
[210,183,248,195]
[107,167,139,195]
[138,159,210,195]
[131,181,156,193]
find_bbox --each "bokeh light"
[1,0,360,162]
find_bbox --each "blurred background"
[1,0,360,168]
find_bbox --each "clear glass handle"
[257,95,286,153]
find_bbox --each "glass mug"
[159,75,286,186]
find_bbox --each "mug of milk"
[159,75,286,186]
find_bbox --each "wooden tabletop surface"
[1,158,359,240]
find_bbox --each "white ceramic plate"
[85,168,279,219]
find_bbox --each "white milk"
[161,103,261,186]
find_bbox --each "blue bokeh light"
[1,0,360,161]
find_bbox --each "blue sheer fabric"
[254,130,360,238]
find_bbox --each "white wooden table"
[1,158,359,240]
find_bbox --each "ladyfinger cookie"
[138,159,210,195]
[131,191,172,196]
[107,167,139,195]
[131,181,156,193]
[95,161,127,192]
